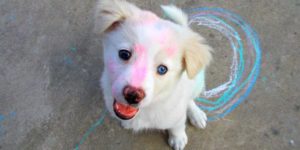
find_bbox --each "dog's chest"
[121,100,187,131]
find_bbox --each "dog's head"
[96,0,212,120]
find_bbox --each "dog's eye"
[119,49,131,61]
[157,65,168,75]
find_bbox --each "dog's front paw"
[188,104,207,129]
[168,132,188,150]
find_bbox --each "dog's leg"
[187,100,207,129]
[168,119,188,150]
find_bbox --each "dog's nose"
[123,85,145,104]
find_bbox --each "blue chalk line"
[188,8,261,121]
[74,110,107,150]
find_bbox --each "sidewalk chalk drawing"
[188,7,262,121]
[0,112,16,138]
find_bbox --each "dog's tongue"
[113,101,138,120]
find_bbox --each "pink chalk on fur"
[140,11,159,24]
[130,44,148,87]
[107,60,117,75]
[165,44,177,57]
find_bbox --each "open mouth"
[113,99,139,120]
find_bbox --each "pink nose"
[123,85,145,104]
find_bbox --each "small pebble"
[289,139,295,146]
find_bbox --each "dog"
[96,0,212,149]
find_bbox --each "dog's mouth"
[113,99,139,120]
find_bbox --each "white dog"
[96,0,212,149]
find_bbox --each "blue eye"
[119,49,131,61]
[157,65,168,75]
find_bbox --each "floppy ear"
[183,33,212,79]
[95,0,138,34]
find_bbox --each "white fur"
[97,1,212,150]
[161,5,189,26]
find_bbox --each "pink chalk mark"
[165,44,177,57]
[151,23,178,57]
[136,11,159,25]
[130,44,148,87]
[108,60,117,75]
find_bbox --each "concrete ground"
[0,0,299,149]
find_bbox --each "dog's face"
[97,0,211,120]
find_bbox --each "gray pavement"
[0,0,299,149]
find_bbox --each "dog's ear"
[95,0,138,34]
[161,5,188,26]
[161,5,212,79]
[183,33,212,79]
